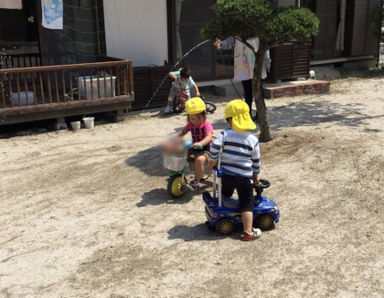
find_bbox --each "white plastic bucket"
[71,121,81,131]
[83,117,95,129]
[163,153,186,171]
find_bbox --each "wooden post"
[96,68,101,98]
[16,74,21,106]
[54,71,60,102]
[8,75,13,107]
[109,67,113,97]
[31,73,37,105]
[103,69,107,97]
[0,74,5,108]
[23,73,29,106]
[90,69,94,99]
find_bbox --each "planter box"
[270,42,312,82]
[132,65,173,110]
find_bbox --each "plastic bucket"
[163,153,186,171]
[71,121,81,131]
[12,91,35,106]
[83,117,95,129]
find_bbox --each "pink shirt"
[184,121,213,144]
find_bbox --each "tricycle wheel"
[254,214,275,231]
[167,174,187,198]
[172,95,185,113]
[215,219,235,235]
[205,101,216,113]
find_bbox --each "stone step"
[263,80,330,99]
[211,79,330,99]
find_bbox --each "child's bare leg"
[241,211,253,233]
[164,90,175,113]
[166,95,174,108]
[194,155,206,182]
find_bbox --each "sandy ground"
[0,76,384,298]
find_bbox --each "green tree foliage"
[202,0,319,142]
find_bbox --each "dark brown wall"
[276,0,297,7]
[38,0,106,65]
[0,0,38,43]
[346,0,381,57]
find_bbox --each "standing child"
[177,97,213,190]
[209,99,262,241]
[164,68,201,114]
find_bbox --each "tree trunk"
[253,48,272,142]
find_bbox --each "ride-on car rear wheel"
[167,174,187,198]
[254,214,275,231]
[215,219,236,235]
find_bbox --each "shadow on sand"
[210,98,383,133]
[168,223,239,242]
[137,188,194,207]
[125,145,169,177]
[137,178,212,207]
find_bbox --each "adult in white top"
[214,37,271,120]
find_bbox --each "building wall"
[347,0,381,57]
[103,0,168,67]
[276,0,297,7]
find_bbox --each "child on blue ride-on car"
[164,68,201,114]
[177,97,213,190]
[209,99,262,241]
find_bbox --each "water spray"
[143,39,211,110]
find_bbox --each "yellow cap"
[185,97,206,115]
[224,99,256,132]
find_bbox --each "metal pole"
[218,175,222,207]
[218,147,223,207]
[213,170,217,199]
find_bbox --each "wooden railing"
[0,60,133,109]
[0,53,42,69]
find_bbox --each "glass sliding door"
[171,0,233,80]
[302,0,346,59]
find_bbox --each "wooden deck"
[0,59,134,125]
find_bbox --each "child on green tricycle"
[162,97,213,196]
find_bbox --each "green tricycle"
[163,140,207,198]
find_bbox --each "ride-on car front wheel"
[215,218,236,235]
[167,174,187,198]
[254,214,275,231]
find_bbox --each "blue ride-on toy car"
[202,166,280,235]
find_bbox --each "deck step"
[263,80,330,99]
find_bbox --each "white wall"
[103,0,168,67]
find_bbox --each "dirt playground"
[1,75,384,297]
